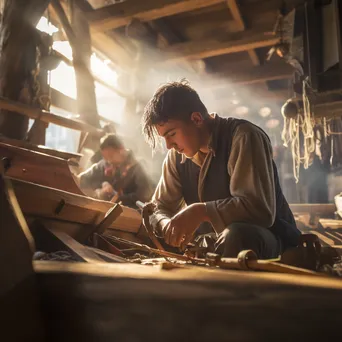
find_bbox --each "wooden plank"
[290,203,336,215]
[47,227,104,263]
[0,143,84,195]
[0,135,82,161]
[87,0,223,32]
[0,96,103,135]
[88,246,128,263]
[161,31,279,62]
[96,205,123,234]
[11,178,141,234]
[319,219,342,229]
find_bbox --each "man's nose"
[165,139,173,150]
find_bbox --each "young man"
[142,80,300,258]
[78,133,153,208]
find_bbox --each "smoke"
[90,38,289,185]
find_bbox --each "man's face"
[101,147,126,165]
[156,115,203,158]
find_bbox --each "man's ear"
[190,112,204,127]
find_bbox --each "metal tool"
[136,200,165,251]
[206,250,322,276]
[102,234,201,262]
[102,234,323,276]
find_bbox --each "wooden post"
[51,0,100,128]
[26,31,53,145]
[71,5,100,128]
[0,0,51,140]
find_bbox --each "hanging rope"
[281,78,316,182]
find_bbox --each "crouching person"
[142,80,300,258]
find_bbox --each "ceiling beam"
[151,18,206,75]
[226,0,261,66]
[227,0,244,30]
[48,3,133,69]
[247,50,261,66]
[87,0,224,32]
[161,31,279,62]
[204,62,293,87]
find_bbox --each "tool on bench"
[101,234,199,262]
[206,250,323,276]
[102,234,323,276]
[136,200,165,251]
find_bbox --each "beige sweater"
[150,119,276,234]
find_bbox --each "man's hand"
[102,181,115,194]
[161,203,210,248]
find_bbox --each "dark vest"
[175,117,300,250]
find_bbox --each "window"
[36,17,125,152]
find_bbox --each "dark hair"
[100,133,124,150]
[142,79,209,149]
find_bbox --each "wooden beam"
[11,177,141,235]
[0,142,84,195]
[151,18,205,75]
[0,135,82,161]
[48,2,133,69]
[209,62,292,86]
[70,4,100,127]
[50,88,121,126]
[87,0,223,32]
[47,228,104,263]
[226,0,261,66]
[0,96,104,136]
[91,31,133,69]
[227,0,245,30]
[247,50,261,66]
[53,50,130,98]
[161,31,279,62]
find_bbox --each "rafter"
[161,31,279,62]
[87,0,224,32]
[204,62,293,87]
[226,0,261,66]
[48,3,133,69]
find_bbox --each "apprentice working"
[78,133,153,209]
[142,80,301,258]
